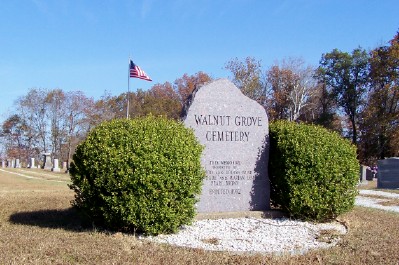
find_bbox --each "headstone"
[11,159,15,168]
[62,161,67,169]
[52,158,60,172]
[1,161,5,168]
[377,158,399,189]
[29,158,35,168]
[15,159,20,168]
[42,153,52,170]
[182,78,270,212]
[359,165,368,183]
[366,167,374,181]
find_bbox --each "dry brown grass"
[358,193,399,206]
[358,179,399,194]
[358,180,378,190]
[378,199,399,207]
[1,169,399,264]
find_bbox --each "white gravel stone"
[142,190,399,255]
[145,217,346,255]
[355,189,399,213]
[355,196,399,213]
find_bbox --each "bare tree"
[46,89,66,159]
[14,88,93,167]
[16,88,50,157]
[63,91,94,168]
[266,58,317,121]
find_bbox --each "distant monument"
[52,158,60,172]
[359,165,368,184]
[183,79,270,212]
[42,153,52,170]
[377,158,399,189]
[29,158,35,168]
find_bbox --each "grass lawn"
[1,168,399,264]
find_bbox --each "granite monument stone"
[359,165,368,183]
[52,158,60,172]
[42,153,52,170]
[377,158,399,189]
[183,78,270,212]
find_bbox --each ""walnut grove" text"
[194,114,263,142]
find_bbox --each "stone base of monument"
[195,210,286,220]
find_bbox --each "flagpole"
[127,57,130,119]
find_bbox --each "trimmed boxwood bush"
[269,120,359,221]
[69,116,205,235]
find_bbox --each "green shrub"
[269,120,359,221]
[69,116,205,235]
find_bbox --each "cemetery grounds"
[0,168,399,264]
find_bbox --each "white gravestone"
[52,159,60,172]
[29,158,35,168]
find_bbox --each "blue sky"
[1,0,398,124]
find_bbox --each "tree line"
[226,31,398,165]
[0,73,212,166]
[1,31,398,167]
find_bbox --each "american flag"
[129,60,152,81]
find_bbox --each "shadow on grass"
[9,207,92,232]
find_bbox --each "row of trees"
[225,32,398,164]
[0,73,212,166]
[1,31,398,166]
[1,89,93,166]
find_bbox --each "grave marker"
[42,153,52,170]
[29,158,35,168]
[359,165,368,183]
[183,79,270,212]
[52,158,60,172]
[377,158,399,189]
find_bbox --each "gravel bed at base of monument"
[143,190,399,255]
[144,218,347,255]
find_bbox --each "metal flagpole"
[127,57,130,119]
